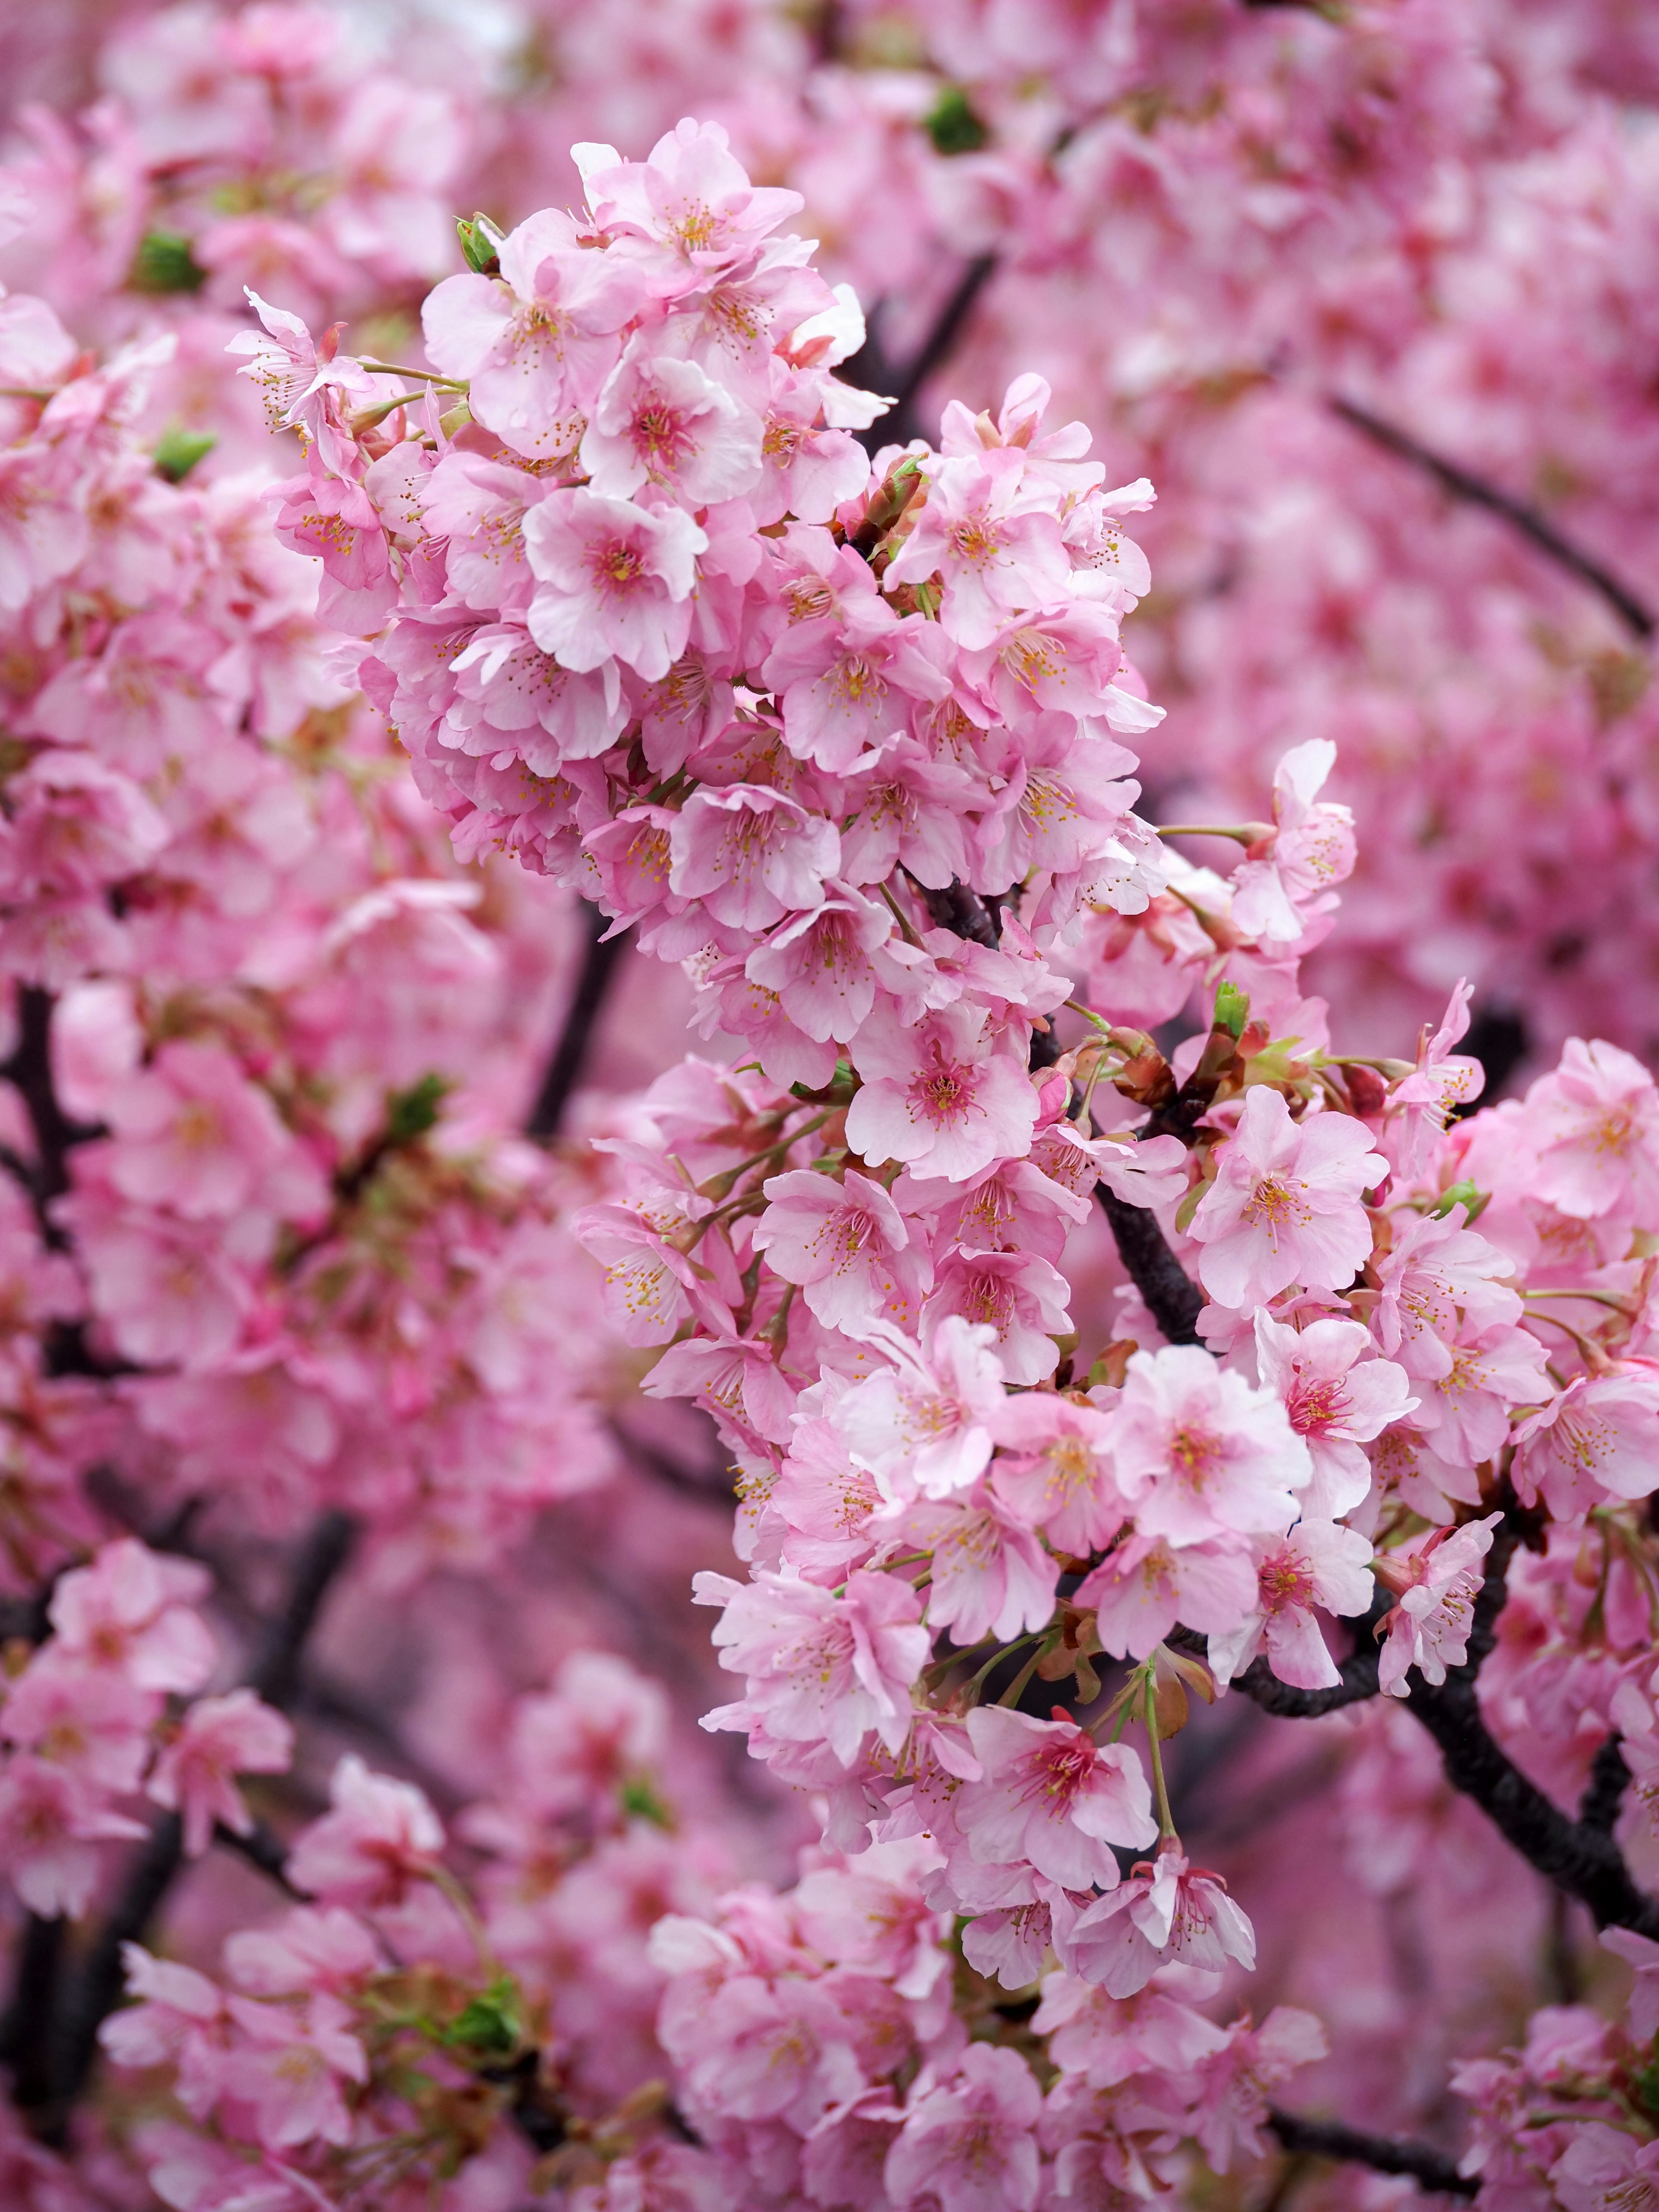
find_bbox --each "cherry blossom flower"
[146,1690,295,1857]
[753,1169,920,1331]
[1206,1519,1375,1690]
[884,448,1074,652]
[957,1708,1156,1888]
[47,1540,216,1694]
[523,488,707,681]
[1062,1846,1257,1996]
[1106,1345,1312,1546]
[884,2041,1042,2212]
[1375,1514,1502,1696]
[696,1568,930,1765]
[1254,1311,1417,1518]
[1189,1087,1386,1309]
[845,1004,1039,1184]
[285,1755,445,1908]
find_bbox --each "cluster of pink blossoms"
[253,114,1659,2210]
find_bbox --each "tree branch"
[1266,2107,1477,2197]
[525,903,629,1143]
[26,1510,358,2138]
[1330,397,1656,643]
[845,254,999,453]
[1094,1185,1206,1347]
[1580,1735,1631,1835]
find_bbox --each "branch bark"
[1266,2107,1477,2197]
[525,902,629,1143]
[845,254,999,453]
[1331,397,1656,643]
[1094,1184,1206,1347]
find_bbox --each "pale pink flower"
[4,750,168,896]
[907,1491,1059,1647]
[1375,1513,1501,1696]
[1107,1344,1311,1546]
[582,334,763,505]
[989,1395,1132,1557]
[219,1992,367,2150]
[884,2042,1042,2212]
[1189,1087,1386,1309]
[422,452,535,610]
[1514,1366,1659,1517]
[1228,741,1356,944]
[958,1708,1156,1888]
[1190,2008,1330,2172]
[1,1661,156,1792]
[0,1756,145,1917]
[101,1945,227,2120]
[286,1754,445,1908]
[48,1539,216,1694]
[1031,1971,1230,2085]
[421,208,645,459]
[845,1003,1039,1184]
[524,488,707,681]
[795,1854,950,1999]
[1526,1038,1659,1221]
[763,585,953,773]
[921,1247,1071,1386]
[1552,2123,1659,2212]
[667,783,840,931]
[69,1205,256,1373]
[447,622,628,768]
[1254,1311,1417,1518]
[1386,979,1485,1177]
[744,886,893,1042]
[1600,1929,1659,2042]
[695,1568,929,1765]
[835,1315,1008,1500]
[224,1907,384,1999]
[146,1690,294,1857]
[1206,1520,1375,1690]
[1077,1533,1259,1661]
[753,1169,919,1332]
[505,1651,668,1820]
[102,1040,324,1224]
[1411,1318,1550,1464]
[576,119,804,279]
[1061,1845,1256,1996]
[884,448,1073,650]
[1368,1207,1521,1379]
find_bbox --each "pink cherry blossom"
[884,448,1074,651]
[696,1567,929,1765]
[1376,1513,1502,1697]
[667,783,840,932]
[1107,1345,1312,1546]
[1062,1846,1257,1996]
[285,1755,445,1908]
[835,1315,1008,1500]
[146,1689,295,1857]
[1254,1311,1417,1518]
[581,336,763,506]
[1206,1519,1375,1690]
[1190,1086,1386,1309]
[845,1003,1039,1184]
[884,2041,1042,2212]
[47,1540,216,1694]
[958,1708,1156,1888]
[1077,1533,1260,1662]
[523,488,707,681]
[753,1169,919,1331]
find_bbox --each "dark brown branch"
[1580,1735,1632,1835]
[846,255,999,453]
[1331,397,1656,643]
[1266,2108,1476,2197]
[1095,1185,1206,1347]
[525,903,630,1142]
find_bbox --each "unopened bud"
[1214,980,1250,1039]
[153,426,216,483]
[129,230,206,296]
[455,213,503,276]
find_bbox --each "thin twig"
[846,255,999,452]
[1331,397,1656,642]
[526,904,630,1142]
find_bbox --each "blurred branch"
[1331,396,1656,643]
[1266,2108,1477,2197]
[22,1511,358,2141]
[526,903,630,1143]
[845,255,999,453]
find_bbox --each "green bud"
[385,1072,449,1147]
[1429,1178,1489,1223]
[443,1975,522,2057]
[129,231,207,296]
[153,426,216,484]
[925,85,990,157]
[455,213,502,276]
[1214,980,1251,1039]
[620,1775,674,1829]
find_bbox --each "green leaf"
[1214,980,1251,1039]
[925,85,990,156]
[153,426,217,484]
[385,1072,449,1147]
[129,231,207,295]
